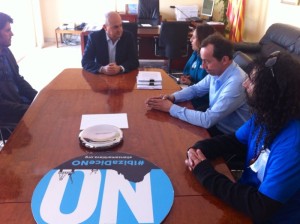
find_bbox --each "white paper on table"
[137,84,162,90]
[80,113,128,130]
[137,71,162,82]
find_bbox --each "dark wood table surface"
[0,68,250,223]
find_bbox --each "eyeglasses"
[265,51,280,77]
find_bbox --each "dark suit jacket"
[0,48,37,123]
[81,29,139,74]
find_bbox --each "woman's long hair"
[248,53,300,149]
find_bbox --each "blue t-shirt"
[236,116,300,222]
[183,51,207,83]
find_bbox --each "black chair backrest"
[159,21,190,59]
[122,22,138,45]
[233,51,253,74]
[137,0,160,26]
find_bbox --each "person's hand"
[180,75,192,85]
[145,94,174,112]
[160,94,175,102]
[102,63,122,75]
[185,148,207,171]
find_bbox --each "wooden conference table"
[0,68,250,223]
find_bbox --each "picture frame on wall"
[126,4,138,14]
[281,0,300,5]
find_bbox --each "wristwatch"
[119,66,125,73]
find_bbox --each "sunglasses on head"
[264,51,280,77]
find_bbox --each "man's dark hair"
[249,52,300,148]
[200,33,233,60]
[0,12,13,30]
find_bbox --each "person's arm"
[15,75,37,101]
[6,48,37,101]
[170,73,246,129]
[191,134,247,162]
[145,94,175,112]
[81,32,106,74]
[185,132,282,223]
[186,121,300,222]
[192,159,282,222]
[0,96,29,119]
[173,75,210,103]
[170,105,220,129]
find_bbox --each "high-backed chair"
[154,21,190,74]
[233,51,253,74]
[123,22,139,55]
[122,22,138,45]
[137,0,160,26]
[233,23,300,64]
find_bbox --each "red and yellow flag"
[226,0,246,42]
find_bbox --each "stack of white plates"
[79,124,123,150]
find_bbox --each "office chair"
[233,51,253,74]
[154,21,190,74]
[122,22,139,55]
[0,122,17,146]
[137,0,160,26]
[122,22,138,43]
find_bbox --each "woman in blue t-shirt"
[185,51,300,223]
[180,24,215,110]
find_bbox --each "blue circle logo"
[31,152,174,223]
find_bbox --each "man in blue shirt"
[146,33,250,136]
[185,51,300,222]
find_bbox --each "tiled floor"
[18,43,168,91]
[18,43,82,91]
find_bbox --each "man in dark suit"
[0,12,37,139]
[82,11,139,75]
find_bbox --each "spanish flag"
[226,0,246,42]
